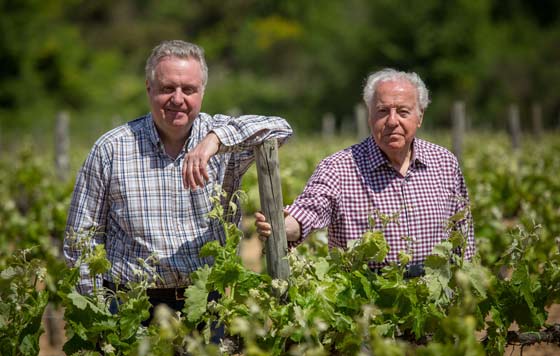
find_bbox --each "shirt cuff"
[285,204,316,248]
[211,126,237,151]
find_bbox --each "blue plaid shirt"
[64,113,292,294]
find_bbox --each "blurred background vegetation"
[1,0,559,145]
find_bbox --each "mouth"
[163,107,190,118]
[161,108,190,124]
[165,107,188,114]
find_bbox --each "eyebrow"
[375,104,414,109]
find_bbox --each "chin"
[384,139,405,148]
[163,112,189,124]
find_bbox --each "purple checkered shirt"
[64,113,292,294]
[286,137,475,266]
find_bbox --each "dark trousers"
[105,281,224,345]
[371,263,425,278]
[146,290,225,344]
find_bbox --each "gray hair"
[362,68,430,113]
[145,40,208,89]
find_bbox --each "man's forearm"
[211,114,292,151]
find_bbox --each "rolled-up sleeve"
[210,114,292,152]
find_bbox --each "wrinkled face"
[146,56,204,134]
[368,79,422,157]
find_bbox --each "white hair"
[145,40,208,89]
[362,68,430,113]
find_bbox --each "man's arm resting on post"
[209,114,293,152]
[182,115,292,190]
[255,156,340,245]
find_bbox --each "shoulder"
[90,115,149,156]
[321,145,354,164]
[197,112,214,124]
[94,116,144,147]
[191,112,222,134]
[315,141,363,171]
[415,137,458,167]
[198,112,229,126]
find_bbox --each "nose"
[171,88,184,105]
[386,108,398,126]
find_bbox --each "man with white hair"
[256,68,474,275]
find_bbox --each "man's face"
[146,56,204,134]
[368,79,422,157]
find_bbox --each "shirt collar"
[411,138,428,168]
[144,113,162,149]
[366,137,389,170]
[367,137,427,170]
[143,113,200,157]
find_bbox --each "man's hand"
[255,211,273,239]
[182,132,221,189]
[254,209,302,242]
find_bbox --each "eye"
[161,86,174,94]
[399,110,410,117]
[183,86,198,95]
[376,108,389,115]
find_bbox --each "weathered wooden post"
[47,110,70,348]
[43,303,64,348]
[254,139,290,290]
[322,112,336,139]
[508,104,522,150]
[355,103,369,140]
[55,111,70,182]
[452,100,466,163]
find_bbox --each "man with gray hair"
[64,40,292,324]
[256,68,474,275]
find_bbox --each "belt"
[404,263,425,278]
[103,280,188,301]
[371,263,425,279]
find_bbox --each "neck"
[163,139,186,159]
[156,125,191,159]
[387,148,412,177]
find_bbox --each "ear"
[417,109,424,128]
[145,79,151,95]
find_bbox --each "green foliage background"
[1,0,559,142]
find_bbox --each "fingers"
[182,133,220,190]
[254,211,272,239]
[255,221,272,237]
[254,211,266,221]
[182,146,212,189]
[182,156,209,189]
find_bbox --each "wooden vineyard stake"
[254,139,290,291]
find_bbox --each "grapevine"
[0,133,559,355]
